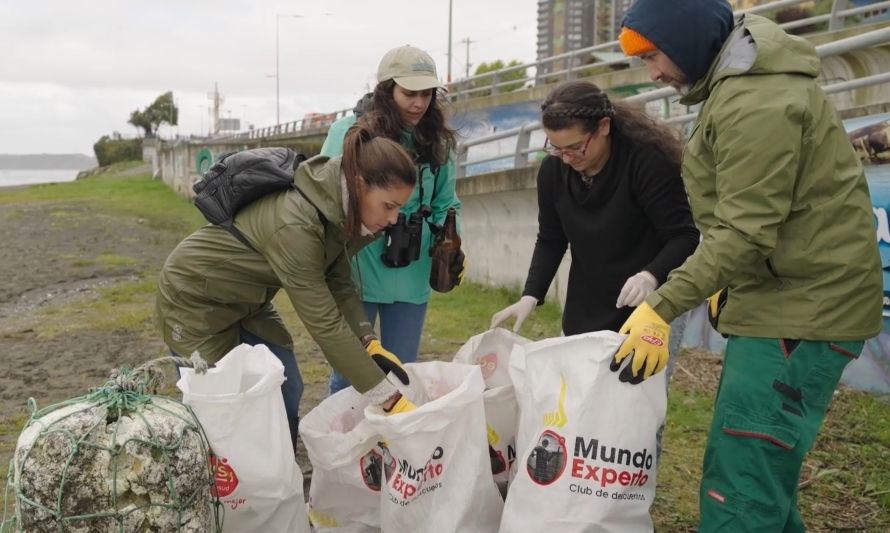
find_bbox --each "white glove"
[490,295,538,332]
[615,271,658,308]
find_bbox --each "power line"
[460,37,475,78]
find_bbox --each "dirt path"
[0,201,175,420]
[0,198,390,490]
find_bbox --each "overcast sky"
[0,0,538,156]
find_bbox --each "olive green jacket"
[647,14,882,341]
[155,155,388,393]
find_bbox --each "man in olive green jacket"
[615,1,882,531]
[157,145,418,450]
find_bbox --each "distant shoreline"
[0,153,96,170]
[0,168,80,189]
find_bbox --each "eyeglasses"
[543,134,593,158]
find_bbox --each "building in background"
[536,0,633,75]
[730,0,766,7]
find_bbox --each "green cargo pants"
[698,336,862,532]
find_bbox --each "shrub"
[93,135,143,167]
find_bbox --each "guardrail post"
[514,124,532,168]
[829,0,845,31]
[457,146,468,179]
[493,71,501,95]
[567,50,576,80]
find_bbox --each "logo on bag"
[487,423,500,445]
[210,454,239,497]
[567,436,654,500]
[360,448,395,492]
[527,430,567,485]
[489,445,508,475]
[478,352,498,380]
[307,510,339,528]
[542,373,568,427]
[386,445,446,503]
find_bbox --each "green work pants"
[698,336,862,532]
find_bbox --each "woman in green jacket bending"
[155,123,420,452]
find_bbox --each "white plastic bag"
[453,327,530,389]
[501,332,666,533]
[364,362,504,533]
[177,343,311,533]
[299,386,382,533]
[453,328,531,493]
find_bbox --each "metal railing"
[445,0,888,102]
[236,0,887,143]
[246,108,354,141]
[457,25,890,177]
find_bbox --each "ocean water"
[0,169,80,188]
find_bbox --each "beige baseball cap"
[377,45,444,91]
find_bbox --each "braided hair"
[541,81,682,165]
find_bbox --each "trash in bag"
[300,386,382,532]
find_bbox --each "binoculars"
[381,210,426,268]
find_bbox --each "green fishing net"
[1,355,223,532]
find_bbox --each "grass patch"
[29,277,158,337]
[0,172,206,235]
[0,413,29,482]
[299,360,332,386]
[422,283,563,353]
[69,253,139,268]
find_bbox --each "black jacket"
[523,134,699,334]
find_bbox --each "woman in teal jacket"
[321,45,463,394]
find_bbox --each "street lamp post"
[276,14,303,125]
[447,0,453,83]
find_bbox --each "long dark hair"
[359,79,457,167]
[341,122,417,238]
[541,81,682,165]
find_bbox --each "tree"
[128,91,178,136]
[128,109,152,136]
[471,60,528,97]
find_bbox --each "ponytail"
[341,122,417,238]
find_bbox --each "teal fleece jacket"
[321,115,461,304]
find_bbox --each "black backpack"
[192,147,315,252]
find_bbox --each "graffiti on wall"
[195,146,247,174]
[850,119,890,165]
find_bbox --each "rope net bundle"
[1,353,223,532]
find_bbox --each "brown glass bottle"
[429,207,461,293]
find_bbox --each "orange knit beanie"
[619,27,657,56]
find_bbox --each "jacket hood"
[682,14,820,104]
[622,0,734,84]
[293,154,346,226]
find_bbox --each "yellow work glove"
[365,338,410,385]
[707,288,728,331]
[610,302,670,384]
[383,393,417,415]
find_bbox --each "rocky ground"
[0,195,424,494]
[0,200,173,421]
